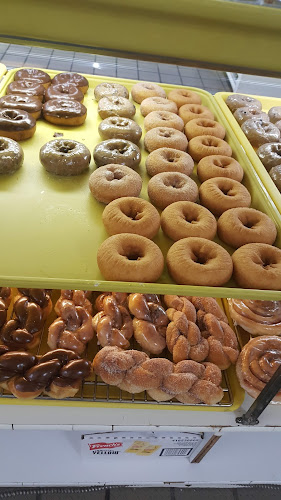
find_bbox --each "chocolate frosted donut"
[197,155,244,182]
[6,81,45,101]
[0,95,42,119]
[94,139,141,168]
[98,96,136,119]
[144,127,188,152]
[0,109,36,141]
[257,143,281,171]
[140,97,177,117]
[131,82,166,104]
[184,118,226,140]
[199,177,251,216]
[148,172,198,209]
[45,84,84,102]
[0,137,23,174]
[14,68,51,88]
[40,139,91,176]
[42,99,87,126]
[94,82,129,101]
[179,104,214,124]
[98,116,142,143]
[144,111,184,131]
[233,106,269,125]
[146,148,194,177]
[268,106,281,124]
[241,118,280,147]
[89,164,142,204]
[168,89,202,107]
[52,72,89,93]
[226,94,262,113]
[161,201,217,241]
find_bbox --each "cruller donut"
[232,243,281,290]
[197,155,244,183]
[146,148,194,177]
[144,127,188,152]
[188,136,232,162]
[140,97,177,117]
[148,172,198,210]
[199,177,251,216]
[168,89,202,108]
[184,118,226,140]
[161,201,217,241]
[131,82,166,103]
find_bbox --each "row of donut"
[226,94,281,192]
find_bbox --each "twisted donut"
[228,299,281,336]
[17,288,52,320]
[164,295,196,322]
[55,290,92,316]
[0,288,12,329]
[190,296,228,323]
[93,293,133,349]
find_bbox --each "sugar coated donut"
[268,106,281,124]
[188,136,232,162]
[167,237,233,286]
[52,73,89,93]
[217,208,277,248]
[102,197,160,239]
[7,81,45,101]
[197,155,244,183]
[98,96,136,119]
[226,94,262,113]
[45,83,83,102]
[42,99,87,126]
[144,127,188,152]
[40,139,90,176]
[144,111,184,132]
[146,148,194,177]
[269,166,281,191]
[184,118,226,140]
[233,106,269,125]
[0,137,23,174]
[148,172,198,209]
[241,118,280,147]
[94,82,129,101]
[257,143,281,171]
[179,104,214,124]
[89,164,142,204]
[168,89,202,108]
[232,243,281,290]
[199,177,251,216]
[97,233,164,282]
[0,108,36,141]
[131,82,166,104]
[0,95,42,120]
[161,201,217,241]
[94,139,141,168]
[98,117,142,143]
[140,97,177,117]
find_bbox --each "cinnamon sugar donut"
[167,237,233,286]
[232,243,281,290]
[94,82,129,101]
[144,127,188,152]
[241,118,280,147]
[226,94,262,113]
[197,155,244,183]
[161,201,217,241]
[217,208,277,248]
[188,136,232,162]
[179,104,214,124]
[185,118,225,140]
[131,82,166,104]
[146,148,194,177]
[97,233,164,282]
[199,177,251,216]
[140,97,177,117]
[102,197,160,239]
[98,96,136,119]
[233,106,269,125]
[89,164,142,204]
[168,89,202,107]
[144,111,184,131]
[148,172,198,209]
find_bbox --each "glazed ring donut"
[146,148,194,177]
[140,97,177,117]
[94,82,129,101]
[0,137,23,174]
[188,136,232,162]
[256,143,281,171]
[217,207,277,248]
[179,104,214,124]
[45,84,84,102]
[6,81,45,101]
[269,166,281,191]
[184,118,226,140]
[144,111,184,131]
[148,172,198,209]
[226,94,262,113]
[167,237,233,286]
[52,73,89,94]
[144,127,188,152]
[268,106,281,124]
[197,155,244,182]
[168,89,202,107]
[275,120,281,133]
[241,118,280,147]
[232,243,281,290]
[42,99,87,126]
[94,139,141,168]
[98,117,142,143]
[14,68,51,88]
[98,96,136,119]
[89,164,142,204]
[199,177,251,216]
[0,95,42,120]
[40,139,91,176]
[102,197,160,238]
[97,233,164,282]
[233,106,269,125]
[0,109,36,141]
[161,201,217,241]
[131,82,166,104]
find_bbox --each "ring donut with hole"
[144,127,188,152]
[188,136,232,162]
[232,243,281,290]
[0,109,36,141]
[94,139,141,168]
[98,116,142,143]
[89,164,142,204]
[197,155,244,182]
[145,147,194,177]
[39,139,91,175]
[148,171,198,209]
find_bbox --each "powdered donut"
[188,136,232,162]
[233,106,269,125]
[226,94,262,113]
[199,177,251,216]
[184,118,226,140]
[168,89,202,107]
[161,201,217,241]
[179,104,214,124]
[146,148,194,177]
[98,96,136,119]
[148,172,198,209]
[268,106,281,124]
[89,164,142,204]
[232,243,281,290]
[197,155,244,182]
[144,111,184,131]
[144,127,188,152]
[257,143,281,171]
[131,82,166,104]
[140,97,177,117]
[241,118,280,147]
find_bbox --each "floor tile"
[138,71,161,82]
[30,46,53,55]
[138,60,159,72]
[23,56,49,69]
[75,52,96,61]
[96,55,116,65]
[71,61,94,73]
[53,49,74,58]
[181,77,203,88]
[117,57,138,69]
[117,68,138,79]
[175,488,235,500]
[1,55,26,67]
[160,74,182,85]
[111,487,171,500]
[6,44,31,54]
[178,67,201,78]
[94,67,117,77]
[41,488,105,500]
[48,59,73,71]
[158,63,179,75]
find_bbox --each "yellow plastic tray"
[0,69,280,301]
[215,92,281,215]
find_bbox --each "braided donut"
[93,293,133,349]
[228,299,281,336]
[164,295,196,322]
[93,346,224,405]
[17,288,52,320]
[0,287,12,329]
[55,290,92,315]
[190,296,228,323]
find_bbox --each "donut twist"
[93,346,224,405]
[55,289,92,316]
[0,288,12,329]
[164,295,196,322]
[228,299,281,336]
[0,347,91,399]
[128,293,168,355]
[17,288,52,320]
[93,293,133,349]
[190,296,228,323]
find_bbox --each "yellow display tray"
[0,69,280,300]
[215,92,281,215]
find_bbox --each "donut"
[98,117,142,143]
[94,139,141,168]
[233,106,269,125]
[45,84,84,102]
[144,127,188,152]
[6,81,45,101]
[179,104,214,124]
[268,106,281,124]
[0,95,42,120]
[0,137,23,174]
[147,172,198,209]
[188,136,232,162]
[168,89,202,107]
[140,97,177,117]
[167,237,233,286]
[217,208,277,248]
[269,166,281,191]
[94,82,129,101]
[146,148,194,177]
[97,233,164,282]
[197,155,244,182]
[241,118,280,147]
[0,109,36,140]
[161,201,217,241]
[257,143,281,171]
[144,111,184,131]
[102,197,160,238]
[98,96,136,119]
[225,94,262,113]
[52,73,89,93]
[42,99,87,126]
[275,120,281,133]
[14,69,51,88]
[40,139,91,175]
[89,164,142,204]
[199,177,251,216]
[131,82,166,104]
[184,118,226,140]
[232,243,281,290]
